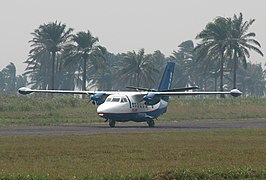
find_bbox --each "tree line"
[0,63,27,93]
[1,13,265,96]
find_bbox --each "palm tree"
[229,13,264,88]
[195,17,232,97]
[64,30,106,91]
[16,75,27,90]
[117,49,159,88]
[151,51,166,72]
[170,40,199,88]
[0,63,27,93]
[88,52,119,90]
[0,71,4,92]
[1,63,16,92]
[24,51,52,89]
[236,63,266,96]
[4,63,16,92]
[196,14,264,94]
[28,21,73,89]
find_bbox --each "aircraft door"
[125,95,132,109]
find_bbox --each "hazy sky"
[1,0,265,74]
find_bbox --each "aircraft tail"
[158,62,175,92]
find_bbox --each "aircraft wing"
[152,89,242,97]
[18,87,242,97]
[18,87,116,95]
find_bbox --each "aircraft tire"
[109,119,116,128]
[147,120,155,127]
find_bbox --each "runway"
[0,119,266,136]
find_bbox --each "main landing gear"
[109,119,116,128]
[147,119,155,127]
[107,119,155,128]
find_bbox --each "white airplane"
[18,62,242,127]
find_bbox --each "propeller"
[89,93,106,105]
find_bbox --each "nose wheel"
[147,119,155,127]
[109,119,116,127]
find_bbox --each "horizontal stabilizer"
[163,86,199,92]
[126,86,199,92]
[126,86,156,92]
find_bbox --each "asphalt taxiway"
[0,119,266,136]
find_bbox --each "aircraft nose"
[97,104,110,116]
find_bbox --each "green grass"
[1,168,265,179]
[0,129,266,179]
[161,96,266,121]
[0,95,100,125]
[1,95,266,179]
[1,95,266,125]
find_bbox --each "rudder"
[158,62,175,91]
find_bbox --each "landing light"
[98,113,104,117]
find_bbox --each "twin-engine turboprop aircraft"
[18,62,242,127]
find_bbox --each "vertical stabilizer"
[158,62,175,91]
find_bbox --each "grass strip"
[0,168,266,179]
[0,95,266,125]
[0,129,265,178]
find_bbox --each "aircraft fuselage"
[97,93,168,123]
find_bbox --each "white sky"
[0,0,265,74]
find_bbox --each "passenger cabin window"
[120,98,127,103]
[111,97,120,102]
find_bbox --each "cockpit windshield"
[105,97,128,103]
[105,98,111,102]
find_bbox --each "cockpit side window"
[111,97,120,102]
[120,98,127,103]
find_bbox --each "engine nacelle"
[90,93,105,105]
[143,93,160,105]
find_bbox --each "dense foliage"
[1,13,265,96]
[0,63,27,93]
[195,13,263,97]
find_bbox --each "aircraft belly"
[106,113,146,122]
